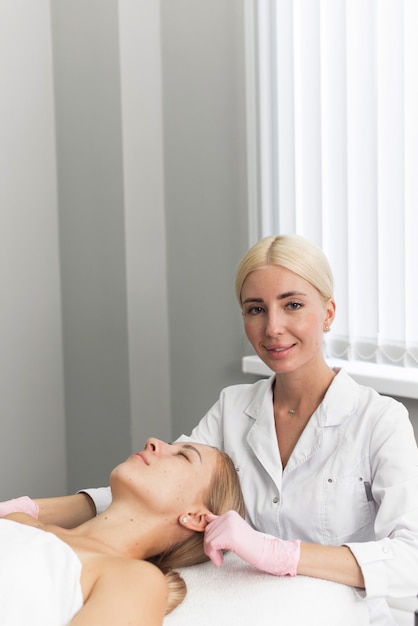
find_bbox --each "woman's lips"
[264,344,295,358]
[134,452,149,465]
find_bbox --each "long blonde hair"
[151,448,245,614]
[235,234,334,304]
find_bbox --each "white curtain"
[249,0,418,368]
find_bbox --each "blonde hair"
[151,448,245,614]
[235,235,334,304]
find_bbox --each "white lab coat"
[85,369,418,624]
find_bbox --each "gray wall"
[50,0,251,492]
[51,1,132,491]
[161,0,251,438]
[51,0,174,492]
[0,1,67,499]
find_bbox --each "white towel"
[0,519,83,626]
[164,552,370,626]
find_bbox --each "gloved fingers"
[204,515,229,566]
[203,523,226,566]
[204,543,225,567]
[206,509,243,531]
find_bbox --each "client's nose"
[144,437,170,455]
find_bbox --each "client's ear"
[179,509,212,533]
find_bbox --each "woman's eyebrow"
[181,444,202,463]
[278,290,307,300]
[242,297,263,304]
[242,291,307,304]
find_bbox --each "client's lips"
[135,452,149,465]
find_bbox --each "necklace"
[288,408,296,415]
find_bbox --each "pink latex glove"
[0,496,39,519]
[204,510,300,576]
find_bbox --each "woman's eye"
[286,301,303,311]
[177,451,190,461]
[245,306,264,315]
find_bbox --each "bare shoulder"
[71,557,168,626]
[95,557,168,600]
[112,558,167,589]
[4,512,70,536]
[4,512,44,527]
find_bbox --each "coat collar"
[244,368,359,428]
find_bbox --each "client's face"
[110,439,218,519]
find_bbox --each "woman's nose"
[144,438,170,455]
[265,312,284,336]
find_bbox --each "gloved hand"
[0,496,39,519]
[204,510,300,576]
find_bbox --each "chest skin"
[274,411,308,469]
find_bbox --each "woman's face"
[110,439,218,519]
[240,264,335,375]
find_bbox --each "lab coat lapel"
[245,377,284,489]
[283,370,359,473]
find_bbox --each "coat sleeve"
[345,402,418,598]
[78,487,112,515]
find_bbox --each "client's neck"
[70,503,183,561]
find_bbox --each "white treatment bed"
[164,552,371,626]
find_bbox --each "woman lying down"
[0,439,244,626]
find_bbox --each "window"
[245,0,418,373]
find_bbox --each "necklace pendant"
[288,408,296,415]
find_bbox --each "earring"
[182,516,189,524]
[324,325,331,332]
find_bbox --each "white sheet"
[164,552,370,626]
[0,519,83,626]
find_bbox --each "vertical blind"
[248,0,418,368]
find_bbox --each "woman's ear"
[179,509,212,533]
[324,298,336,329]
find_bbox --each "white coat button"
[273,496,280,504]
